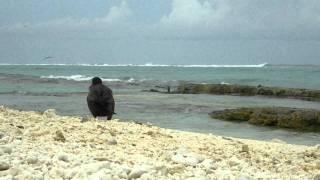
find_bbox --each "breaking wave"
[1,63,268,68]
[175,63,268,68]
[41,75,122,82]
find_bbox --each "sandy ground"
[0,106,319,180]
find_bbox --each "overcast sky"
[1,0,320,65]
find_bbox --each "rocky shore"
[210,107,320,132]
[0,106,320,179]
[175,83,320,101]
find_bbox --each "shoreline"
[0,107,320,179]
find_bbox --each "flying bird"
[42,56,54,60]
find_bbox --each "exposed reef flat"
[0,107,320,179]
[175,83,320,101]
[210,107,320,132]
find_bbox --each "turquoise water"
[0,64,320,145]
[0,64,320,92]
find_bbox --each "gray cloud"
[156,0,320,39]
[1,0,320,64]
[0,1,131,32]
[2,0,320,39]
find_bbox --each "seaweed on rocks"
[175,83,320,101]
[210,107,320,132]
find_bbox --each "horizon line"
[0,62,319,67]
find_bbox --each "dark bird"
[87,77,115,120]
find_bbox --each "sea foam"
[0,63,268,68]
[41,75,122,82]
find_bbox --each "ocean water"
[1,64,320,145]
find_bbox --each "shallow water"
[1,64,320,91]
[1,64,320,145]
[2,91,320,146]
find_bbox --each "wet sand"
[0,106,319,179]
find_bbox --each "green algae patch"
[210,107,320,132]
[175,83,320,101]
